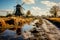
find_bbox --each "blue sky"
[0,0,60,16]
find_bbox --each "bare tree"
[50,5,59,17]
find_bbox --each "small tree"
[50,5,59,17]
[6,14,12,17]
[26,10,32,17]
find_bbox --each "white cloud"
[0,9,13,12]
[58,3,60,6]
[31,7,51,16]
[31,10,50,16]
[41,1,58,7]
[22,0,35,4]
[32,7,41,11]
[0,11,7,16]
[0,9,13,16]
[24,6,51,16]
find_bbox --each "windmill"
[14,0,25,16]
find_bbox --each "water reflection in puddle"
[0,22,34,36]
[22,23,34,32]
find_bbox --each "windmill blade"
[21,2,25,6]
[21,7,25,10]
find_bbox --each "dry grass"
[48,18,60,22]
[0,16,34,32]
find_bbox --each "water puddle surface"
[0,21,35,36]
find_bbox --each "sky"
[0,0,60,16]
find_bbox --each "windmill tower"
[15,0,25,16]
